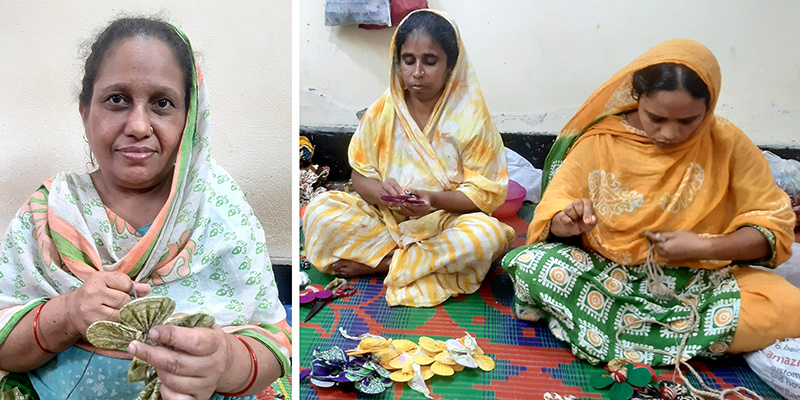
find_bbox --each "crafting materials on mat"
[255,371,292,400]
[299,203,785,399]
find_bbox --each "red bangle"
[219,334,258,397]
[33,303,55,354]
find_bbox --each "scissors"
[301,283,356,323]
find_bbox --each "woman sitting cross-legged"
[503,38,800,367]
[303,9,515,307]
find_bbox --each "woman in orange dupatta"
[503,39,800,366]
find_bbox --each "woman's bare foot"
[330,252,393,278]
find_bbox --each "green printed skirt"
[502,242,740,366]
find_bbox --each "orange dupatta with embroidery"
[529,38,794,269]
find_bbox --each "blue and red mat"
[299,204,783,399]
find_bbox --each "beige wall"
[0,1,292,264]
[300,0,800,147]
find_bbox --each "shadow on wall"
[325,25,394,82]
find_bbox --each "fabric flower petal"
[164,312,215,328]
[609,382,634,400]
[127,357,152,382]
[356,377,389,394]
[389,369,414,382]
[434,351,457,365]
[430,362,454,376]
[591,374,615,389]
[310,377,336,388]
[86,320,145,351]
[389,353,414,369]
[392,339,418,353]
[413,354,435,365]
[409,363,434,399]
[475,355,495,371]
[626,367,652,387]
[120,296,175,332]
[419,337,446,354]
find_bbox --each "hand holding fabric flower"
[0,375,27,400]
[85,296,214,400]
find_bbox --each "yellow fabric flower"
[418,336,447,355]
[417,337,467,377]
[446,334,496,371]
[346,332,494,392]
[386,339,421,374]
[347,337,396,362]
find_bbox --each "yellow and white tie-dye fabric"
[303,9,514,307]
[304,192,513,307]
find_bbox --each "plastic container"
[493,179,527,218]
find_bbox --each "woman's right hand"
[378,178,410,209]
[63,271,151,337]
[549,198,598,237]
[380,178,405,198]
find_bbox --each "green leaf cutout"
[609,382,634,400]
[591,374,615,389]
[627,367,652,387]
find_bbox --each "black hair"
[394,11,459,69]
[79,17,193,112]
[631,63,711,106]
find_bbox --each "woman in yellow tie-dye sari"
[503,39,800,366]
[0,18,289,398]
[303,9,515,307]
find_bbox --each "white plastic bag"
[325,0,391,26]
[763,150,800,223]
[505,148,542,203]
[745,338,800,399]
[752,242,800,288]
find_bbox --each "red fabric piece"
[359,0,428,30]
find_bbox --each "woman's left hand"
[127,324,239,400]
[644,230,710,262]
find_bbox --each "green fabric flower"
[0,375,27,400]
[86,296,215,400]
[591,363,653,400]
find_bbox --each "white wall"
[0,1,292,263]
[300,0,800,147]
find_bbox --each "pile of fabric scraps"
[299,228,312,269]
[763,150,800,225]
[299,271,310,287]
[543,393,579,400]
[299,136,330,208]
[303,346,393,394]
[300,279,357,324]
[305,330,495,398]
[299,278,354,303]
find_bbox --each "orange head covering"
[531,39,794,268]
